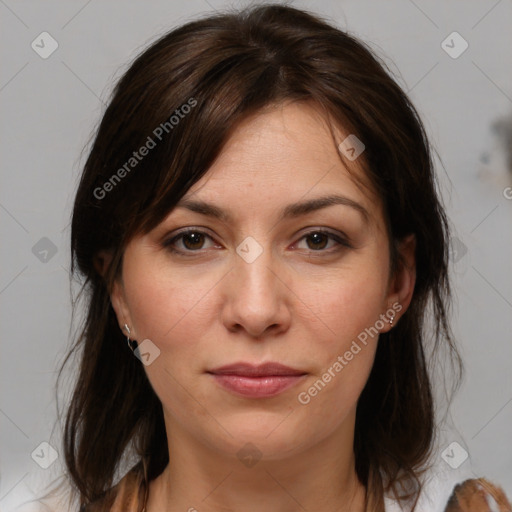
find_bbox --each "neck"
[146,411,366,512]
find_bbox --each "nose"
[221,242,291,339]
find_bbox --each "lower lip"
[210,374,306,398]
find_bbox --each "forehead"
[179,102,384,227]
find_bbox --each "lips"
[209,362,306,377]
[207,362,307,398]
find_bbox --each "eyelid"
[162,227,352,254]
[292,228,352,250]
[162,227,219,251]
[164,226,215,240]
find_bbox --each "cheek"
[294,277,382,429]
[294,256,389,349]
[295,345,377,443]
[122,259,216,345]
[121,256,222,399]
[291,255,387,418]
[121,261,216,427]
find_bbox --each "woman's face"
[111,102,414,462]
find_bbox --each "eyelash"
[162,228,351,256]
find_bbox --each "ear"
[93,249,113,277]
[110,278,138,340]
[93,250,137,340]
[381,234,416,332]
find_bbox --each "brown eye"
[163,229,218,254]
[295,230,350,252]
[181,232,205,250]
[305,232,329,250]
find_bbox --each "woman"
[54,4,504,511]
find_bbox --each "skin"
[107,102,416,512]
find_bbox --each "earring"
[124,324,138,352]
[388,311,396,327]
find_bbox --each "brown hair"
[59,4,462,510]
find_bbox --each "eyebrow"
[175,194,370,224]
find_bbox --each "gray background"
[1,0,511,510]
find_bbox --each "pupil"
[308,233,327,250]
[184,232,203,249]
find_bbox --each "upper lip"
[208,362,307,377]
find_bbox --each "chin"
[206,414,311,458]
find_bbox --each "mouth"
[207,362,308,398]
